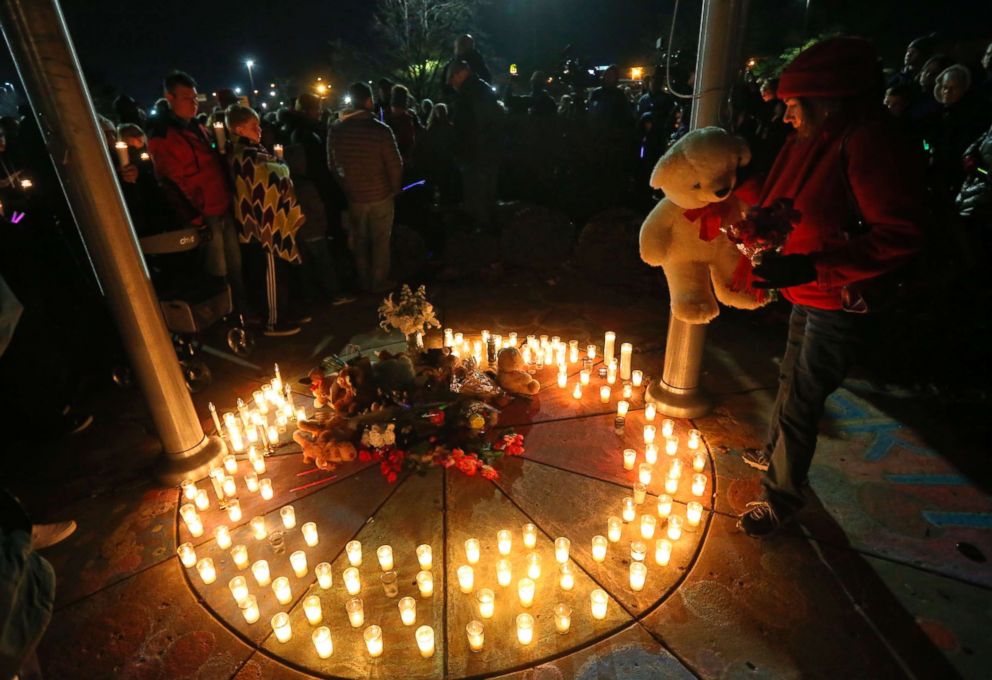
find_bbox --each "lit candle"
[569,343,579,364]
[631,483,645,507]
[416,544,433,569]
[623,448,636,470]
[664,477,679,494]
[177,542,197,568]
[240,594,260,624]
[416,570,434,597]
[687,501,703,527]
[517,578,535,607]
[666,437,679,457]
[559,561,575,590]
[415,625,435,658]
[526,553,542,579]
[668,516,683,541]
[377,545,394,571]
[113,139,131,168]
[303,595,322,625]
[346,540,362,566]
[455,332,464,346]
[229,575,249,604]
[245,471,259,492]
[496,530,512,556]
[632,540,648,562]
[669,459,682,479]
[657,494,673,517]
[464,538,480,565]
[272,143,284,159]
[231,544,250,570]
[632,370,643,387]
[587,343,596,360]
[290,550,308,578]
[214,525,232,549]
[572,382,582,400]
[315,562,333,589]
[212,120,227,152]
[549,604,570,635]
[591,534,608,562]
[250,516,266,540]
[364,625,383,657]
[181,479,198,501]
[179,504,202,536]
[457,565,474,593]
[630,561,647,591]
[643,425,656,445]
[522,523,537,549]
[655,538,672,566]
[255,475,271,498]
[272,576,292,605]
[622,383,633,399]
[208,402,223,434]
[477,588,495,618]
[444,328,454,346]
[343,567,361,595]
[640,514,657,539]
[591,589,608,620]
[600,385,611,403]
[579,369,590,386]
[227,499,242,522]
[603,331,616,364]
[554,537,570,564]
[644,403,656,421]
[467,620,485,651]
[619,342,632,380]
[252,455,266,475]
[692,452,707,473]
[607,516,623,542]
[645,444,658,465]
[607,359,617,385]
[557,371,567,389]
[302,522,318,547]
[398,596,416,625]
[346,598,365,627]
[223,454,238,475]
[516,613,535,645]
[692,474,707,497]
[196,558,217,584]
[617,400,629,418]
[221,476,236,498]
[638,463,652,486]
[688,428,701,450]
[312,626,333,659]
[508,332,518,347]
[494,334,503,351]
[497,559,512,587]
[622,496,636,522]
[279,505,295,529]
[661,419,675,438]
[190,489,208,514]
[267,425,278,446]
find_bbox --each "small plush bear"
[639,126,767,324]
[293,415,358,471]
[493,347,540,395]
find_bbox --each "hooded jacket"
[147,112,231,219]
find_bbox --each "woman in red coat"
[738,38,928,536]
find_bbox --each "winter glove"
[752,253,817,289]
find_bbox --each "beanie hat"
[777,37,878,100]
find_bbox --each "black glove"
[752,253,817,289]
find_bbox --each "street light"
[244,59,255,93]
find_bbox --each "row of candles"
[205,364,305,454]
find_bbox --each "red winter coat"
[147,113,231,220]
[758,110,927,310]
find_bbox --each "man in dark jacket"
[147,71,244,308]
[454,34,492,86]
[327,82,403,293]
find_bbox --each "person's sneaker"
[741,447,771,472]
[32,520,77,549]
[264,322,302,337]
[737,501,789,537]
[331,295,356,306]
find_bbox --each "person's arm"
[382,127,403,195]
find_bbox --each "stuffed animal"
[293,415,358,471]
[639,126,766,324]
[493,347,540,395]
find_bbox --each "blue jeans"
[763,304,865,514]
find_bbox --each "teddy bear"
[639,126,767,324]
[293,415,358,471]
[492,347,540,395]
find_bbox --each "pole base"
[156,435,228,487]
[646,379,711,419]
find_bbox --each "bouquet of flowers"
[378,284,441,344]
[723,198,801,300]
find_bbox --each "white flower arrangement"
[361,423,397,449]
[378,284,441,340]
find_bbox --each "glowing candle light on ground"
[604,331,616,364]
[364,626,383,657]
[608,516,622,542]
[632,370,643,387]
[630,562,647,591]
[555,603,572,633]
[241,595,260,623]
[245,472,259,492]
[312,627,333,658]
[559,561,575,590]
[280,505,296,529]
[587,343,596,360]
[668,516,683,541]
[304,595,322,625]
[417,544,433,569]
[222,476,237,497]
[477,588,495,618]
[607,360,618,385]
[497,559,512,587]
[517,613,535,645]
[398,596,417,625]
[223,454,237,475]
[181,479,198,501]
[526,553,542,579]
[464,538,480,565]
[347,598,365,627]
[270,613,292,643]
[572,382,582,400]
[688,428,701,450]
[290,550,308,578]
[302,522,318,547]
[622,496,636,522]
[631,540,647,562]
[377,545,394,571]
[444,328,453,346]
[316,562,333,589]
[643,425,656,445]
[344,567,361,595]
[622,383,633,399]
[457,565,474,593]
[232,544,250,570]
[599,385,611,403]
[619,342,632,380]
[522,523,537,549]
[557,372,567,388]
[518,578,536,607]
[251,516,267,540]
[591,589,608,620]
[227,499,242,522]
[580,370,590,386]
[215,525,232,549]
[633,482,647,505]
[692,452,707,473]
[617,400,629,418]
[655,538,673,566]
[657,494,673,518]
[666,437,679,456]
[664,476,679,494]
[687,501,704,527]
[623,448,636,470]
[497,530,512,556]
[259,478,273,499]
[640,514,657,539]
[253,456,266,475]
[554,537,570,564]
[416,625,435,658]
[591,535,608,561]
[417,570,434,597]
[692,474,707,497]
[229,576,249,604]
[661,419,675,438]
[644,403,656,421]
[645,444,658,465]
[638,463,652,486]
[346,540,362,566]
[272,576,292,604]
[508,332,518,347]
[196,558,217,584]
[380,570,399,597]
[177,542,197,567]
[467,620,485,651]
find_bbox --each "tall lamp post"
[244,59,255,98]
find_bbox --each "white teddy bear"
[639,126,767,324]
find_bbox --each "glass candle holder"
[661,418,675,438]
[554,537,570,564]
[227,499,242,522]
[666,437,679,456]
[380,570,399,597]
[643,425,656,445]
[657,494,673,518]
[559,561,575,590]
[522,523,537,549]
[623,448,636,470]
[181,479,198,501]
[631,540,647,562]
[580,369,590,386]
[477,588,495,618]
[464,538,480,565]
[496,530,512,556]
[638,463,652,486]
[572,382,582,400]
[607,516,623,542]
[516,613,535,645]
[312,626,333,659]
[622,383,633,400]
[655,538,673,566]
[517,578,536,607]
[457,565,474,593]
[497,559,512,587]
[253,456,266,475]
[692,452,707,473]
[280,505,296,529]
[633,482,647,505]
[645,444,658,465]
[304,595,322,625]
[177,542,196,568]
[377,545,394,571]
[591,535,608,562]
[554,603,572,633]
[644,402,657,422]
[467,620,485,651]
[557,372,567,389]
[222,475,237,498]
[508,332,518,347]
[668,516,683,541]
[599,385,611,403]
[229,576,249,604]
[687,428,701,450]
[590,589,608,620]
[272,576,292,605]
[223,454,238,475]
[686,501,703,527]
[196,558,217,584]
[364,625,383,657]
[416,570,434,597]
[692,474,707,497]
[640,514,657,539]
[315,562,333,589]
[231,544,249,570]
[415,625,435,658]
[346,597,365,627]
[622,496,636,522]
[343,567,361,595]
[586,343,596,360]
[240,594,260,624]
[630,561,647,591]
[271,612,292,643]
[632,370,643,387]
[607,360,617,385]
[417,544,433,569]
[251,516,267,540]
[398,596,416,625]
[346,540,362,566]
[302,522,318,547]
[664,477,679,494]
[290,550,308,578]
[194,489,210,511]
[617,400,629,418]
[526,553,542,579]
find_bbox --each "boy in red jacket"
[738,38,927,536]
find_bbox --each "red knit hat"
[777,37,878,100]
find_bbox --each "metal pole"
[0,0,225,483]
[647,0,749,418]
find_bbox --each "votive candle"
[312,626,333,658]
[346,540,362,566]
[215,525,232,550]
[290,550,308,578]
[271,612,292,643]
[194,488,210,511]
[497,559,512,587]
[315,562,333,589]
[227,499,242,522]
[661,418,675,438]
[623,448,636,470]
[177,542,196,568]
[591,589,608,620]
[464,538,480,565]
[302,597,322,627]
[631,540,647,562]
[644,403,656,421]
[399,596,416,625]
[280,505,296,529]
[253,456,266,475]
[554,537,570,564]
[591,535,608,562]
[655,539,673,566]
[522,523,537,549]
[222,476,236,498]
[617,400,629,418]
[259,477,273,499]
[251,515,267,540]
[692,474,707,497]
[559,561,575,590]
[467,620,485,651]
[344,567,361,595]
[622,496,636,522]
[457,565,474,593]
[668,516,683,541]
[572,382,582,400]
[619,342,632,380]
[666,437,679,456]
[223,454,237,475]
[181,479,198,501]
[477,588,495,618]
[600,385,611,403]
[607,359,618,384]
[622,383,633,399]
[526,552,542,579]
[496,530,512,556]
[232,544,249,570]
[645,444,658,465]
[245,471,259,492]
[554,603,572,633]
[229,575,249,604]
[633,482,647,505]
[417,544,433,569]
[240,594,259,624]
[364,625,383,657]
[692,452,707,473]
[644,425,656,445]
[688,428,701,450]
[587,343,596,360]
[517,578,536,607]
[638,463,652,486]
[664,477,679,494]
[517,613,535,645]
[417,570,434,597]
[415,625,435,658]
[687,501,703,527]
[580,369,590,386]
[302,522,318,547]
[607,516,622,542]
[346,598,364,627]
[196,558,217,584]
[377,545,394,571]
[557,372,567,389]
[657,494,673,518]
[640,514,657,539]
[630,561,647,591]
[272,576,292,605]
[632,370,643,387]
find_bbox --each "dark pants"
[242,243,293,328]
[298,236,340,301]
[763,304,865,514]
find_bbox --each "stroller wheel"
[111,365,133,388]
[182,358,212,393]
[227,326,256,357]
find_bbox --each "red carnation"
[428,410,445,426]
[480,465,500,480]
